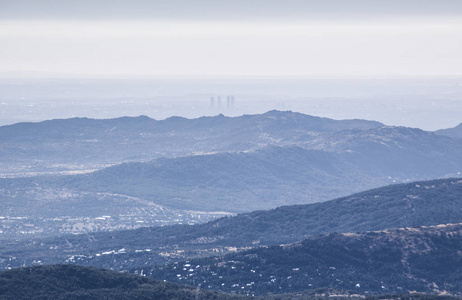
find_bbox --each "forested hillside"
[0,265,455,300]
[150,223,462,296]
[0,264,244,300]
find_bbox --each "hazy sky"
[1,0,462,77]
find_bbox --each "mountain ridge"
[435,123,462,139]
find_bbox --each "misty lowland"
[2,0,462,299]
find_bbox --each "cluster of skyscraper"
[210,95,235,109]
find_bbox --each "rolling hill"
[51,130,462,212]
[1,178,462,272]
[45,146,390,212]
[2,123,462,239]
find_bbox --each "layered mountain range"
[0,111,383,174]
[2,110,461,177]
[1,111,462,240]
[2,111,462,298]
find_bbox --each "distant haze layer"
[1,77,462,131]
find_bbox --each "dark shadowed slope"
[0,264,245,300]
[0,265,455,300]
[151,223,462,296]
